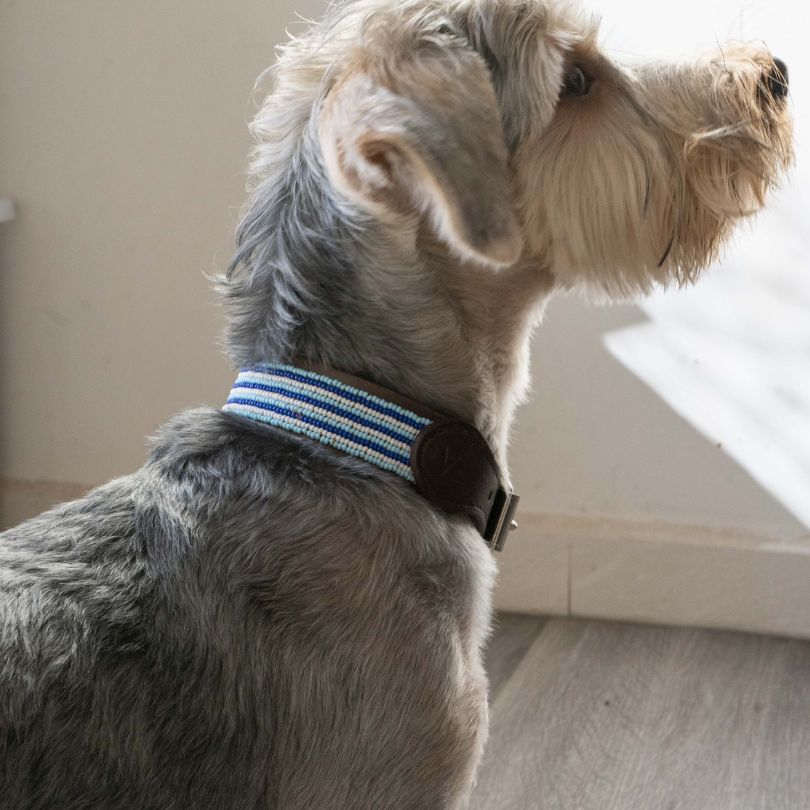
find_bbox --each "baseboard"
[3,478,809,639]
[495,512,810,640]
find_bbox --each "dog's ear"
[319,47,522,269]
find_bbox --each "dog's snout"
[766,58,789,99]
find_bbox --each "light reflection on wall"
[606,190,810,528]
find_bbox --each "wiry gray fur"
[0,0,792,806]
[1,411,492,808]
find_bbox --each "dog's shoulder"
[140,406,495,616]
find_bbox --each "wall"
[0,0,324,489]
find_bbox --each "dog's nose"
[766,58,789,99]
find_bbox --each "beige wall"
[0,0,324,487]
[1,0,803,540]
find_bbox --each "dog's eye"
[562,65,593,98]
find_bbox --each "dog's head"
[224,0,792,439]
[305,0,791,286]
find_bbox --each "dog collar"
[222,363,519,551]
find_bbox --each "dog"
[0,1,792,808]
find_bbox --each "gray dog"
[0,1,792,808]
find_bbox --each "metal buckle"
[484,488,520,552]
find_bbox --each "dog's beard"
[516,47,793,299]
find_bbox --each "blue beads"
[223,364,428,484]
[251,364,429,430]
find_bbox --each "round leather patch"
[409,419,501,535]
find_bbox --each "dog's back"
[0,409,494,809]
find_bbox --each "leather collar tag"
[410,419,519,552]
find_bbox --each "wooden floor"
[473,615,810,810]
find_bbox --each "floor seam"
[567,541,573,617]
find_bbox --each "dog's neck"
[224,361,520,550]
[224,167,553,479]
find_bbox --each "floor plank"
[474,617,810,810]
[485,613,548,702]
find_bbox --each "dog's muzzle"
[223,363,519,551]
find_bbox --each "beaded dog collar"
[223,363,518,551]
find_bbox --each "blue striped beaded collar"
[222,364,433,482]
